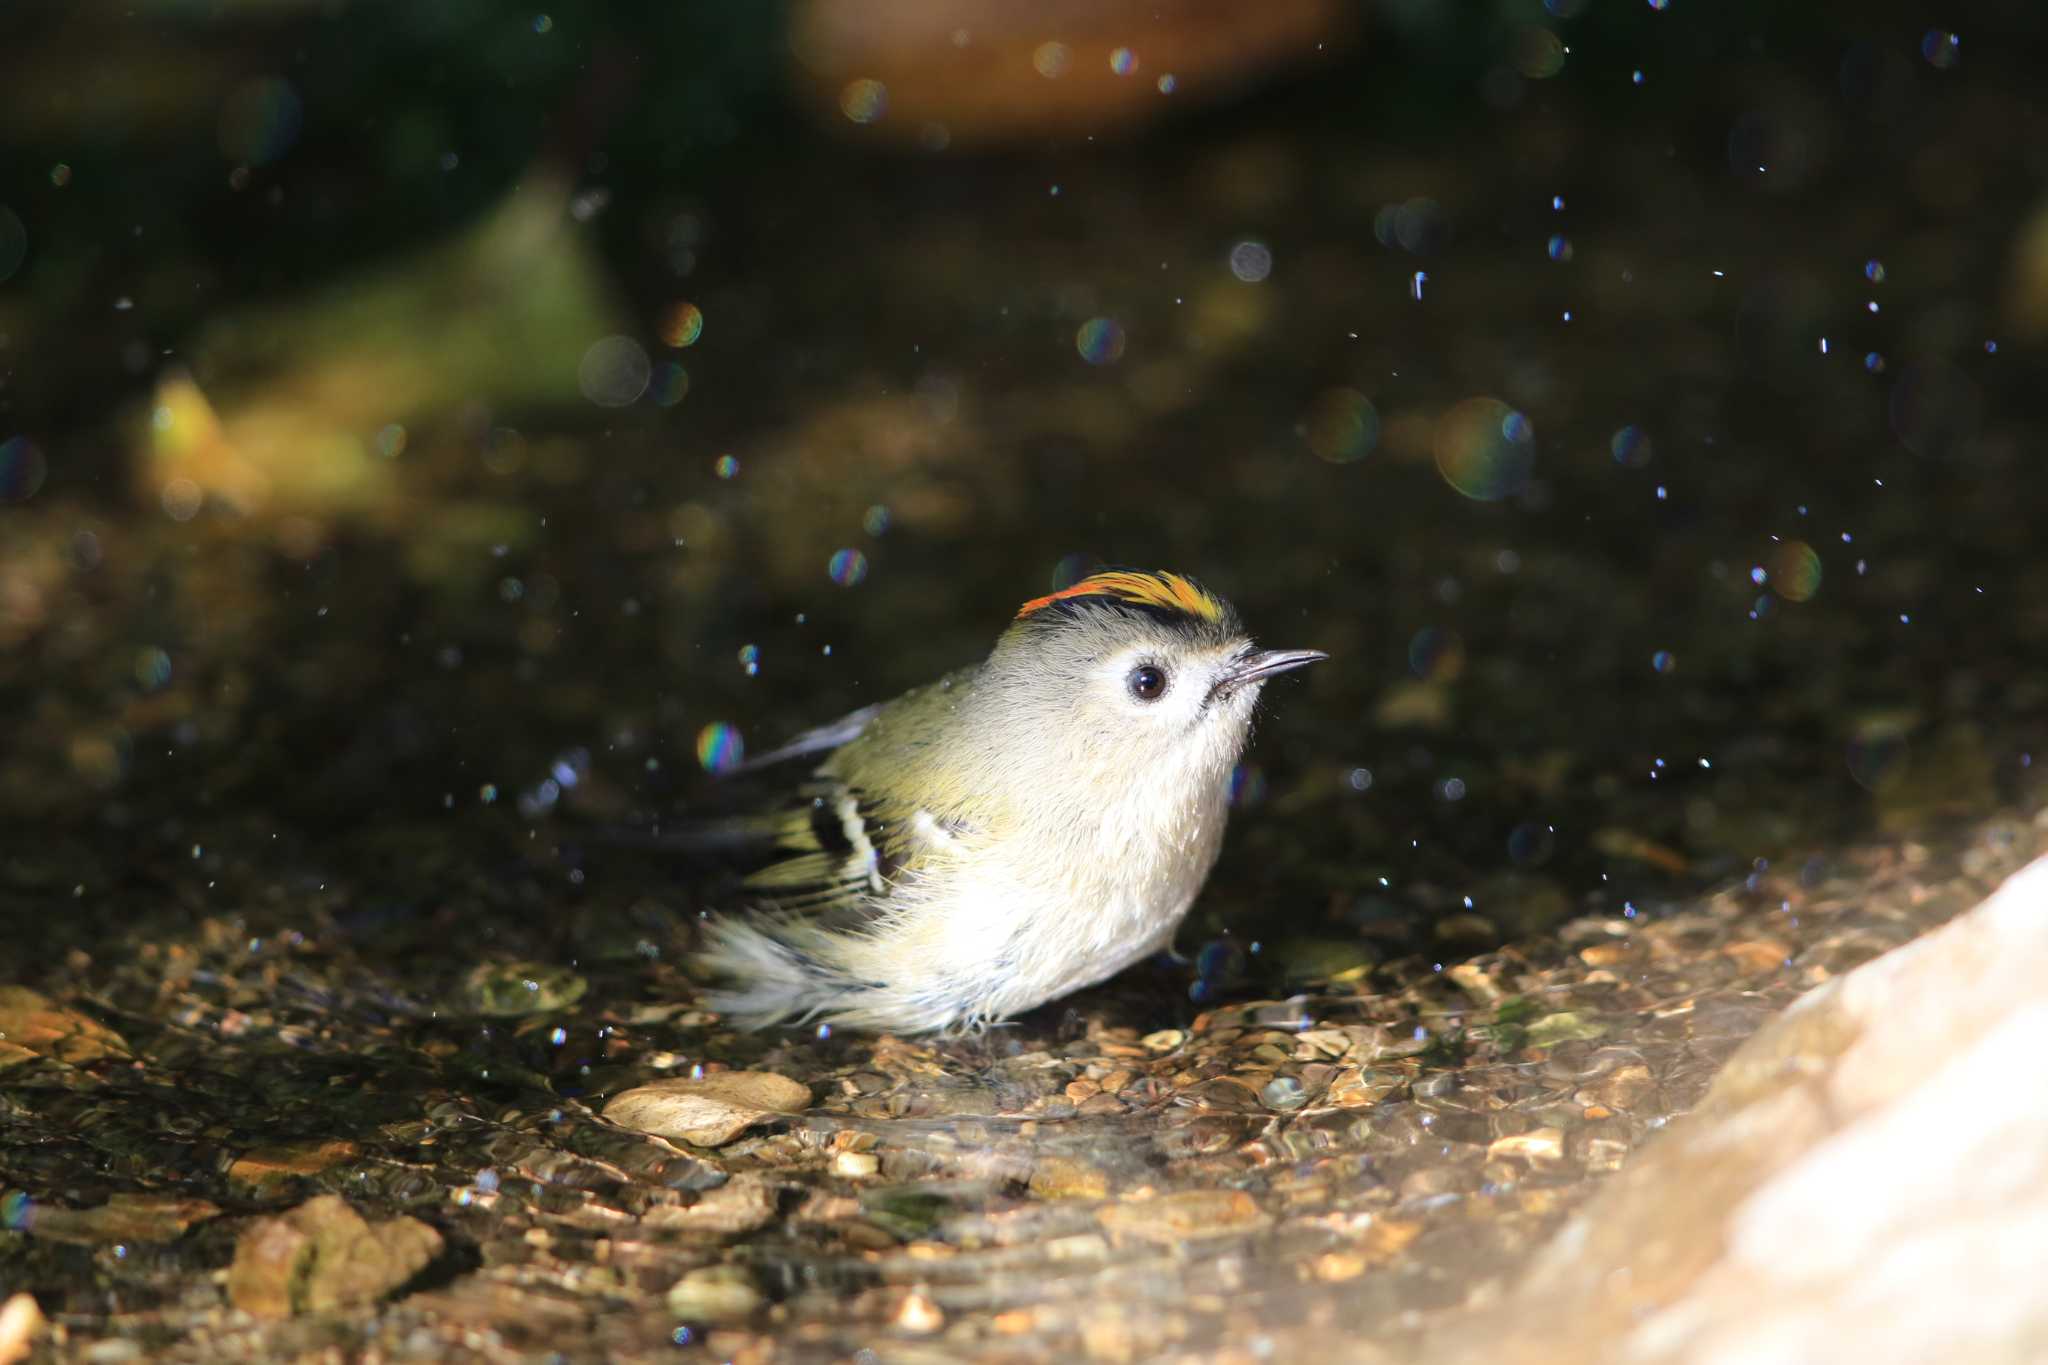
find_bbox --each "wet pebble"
[1097,1190,1268,1245]
[461,962,588,1016]
[19,1193,221,1246]
[639,1175,778,1235]
[665,1265,763,1323]
[1485,1128,1565,1163]
[833,1150,881,1178]
[1028,1157,1112,1201]
[226,1195,442,1318]
[0,987,129,1067]
[0,1292,47,1361]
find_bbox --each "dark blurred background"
[3,0,2047,973]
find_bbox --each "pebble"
[226,1195,442,1318]
[1097,1190,1268,1245]
[639,1176,779,1235]
[665,1265,762,1322]
[894,1290,945,1333]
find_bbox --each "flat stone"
[604,1072,811,1147]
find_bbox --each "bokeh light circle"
[0,436,48,503]
[0,205,26,284]
[1407,626,1464,681]
[713,454,739,480]
[658,301,703,347]
[161,477,202,521]
[1920,30,1960,69]
[1507,822,1555,866]
[695,723,745,774]
[1303,387,1378,464]
[1515,27,1566,79]
[1434,397,1535,500]
[1770,540,1822,601]
[649,362,690,407]
[1889,362,1981,460]
[1228,240,1273,283]
[134,647,172,693]
[1075,317,1126,365]
[827,548,869,586]
[578,335,651,408]
[1610,425,1653,467]
[840,78,888,124]
[217,77,304,166]
[1846,732,1905,791]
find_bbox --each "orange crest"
[1015,570,1226,624]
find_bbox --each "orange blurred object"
[789,0,1354,146]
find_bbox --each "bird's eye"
[1127,664,1168,701]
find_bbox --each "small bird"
[696,570,1326,1033]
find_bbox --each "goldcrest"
[697,570,1325,1033]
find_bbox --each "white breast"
[913,774,1233,1022]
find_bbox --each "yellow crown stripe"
[1015,570,1225,623]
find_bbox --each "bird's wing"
[589,704,884,856]
[727,704,882,775]
[737,780,923,927]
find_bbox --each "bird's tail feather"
[698,917,863,1029]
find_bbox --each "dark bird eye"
[1128,664,1168,701]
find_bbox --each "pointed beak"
[1213,647,1328,698]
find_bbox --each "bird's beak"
[1213,648,1328,698]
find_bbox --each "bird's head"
[982,570,1326,795]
